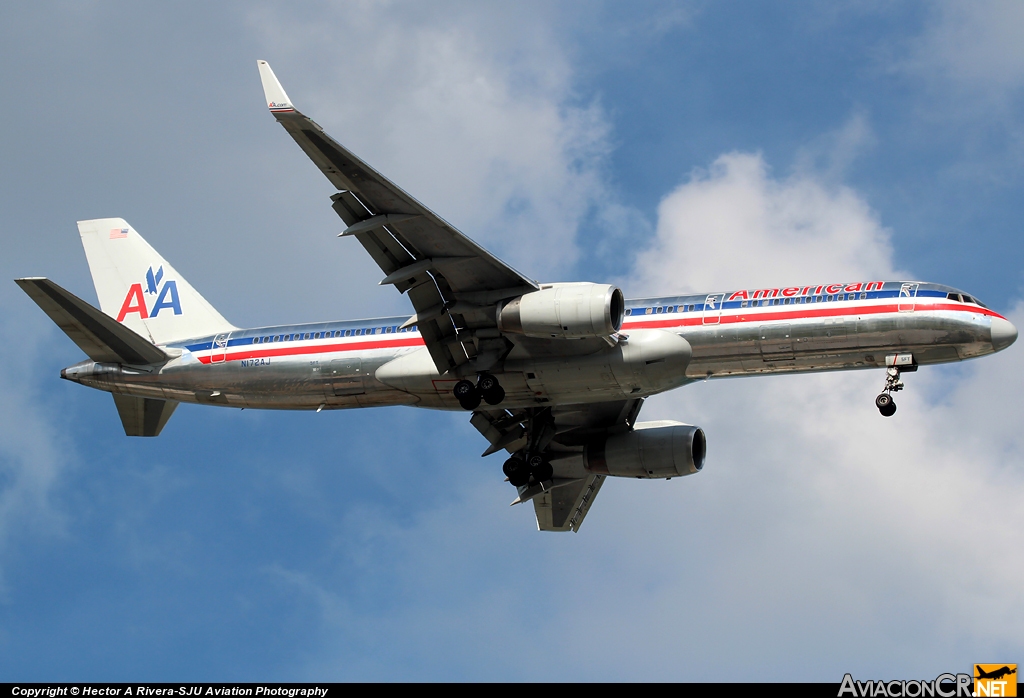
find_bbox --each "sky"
[1,0,1023,682]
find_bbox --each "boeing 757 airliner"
[16,61,1018,531]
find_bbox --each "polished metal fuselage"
[63,281,1012,412]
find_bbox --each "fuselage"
[62,280,1017,411]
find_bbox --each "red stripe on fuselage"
[196,336,425,364]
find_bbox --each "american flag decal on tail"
[109,227,128,239]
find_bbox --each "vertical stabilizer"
[78,218,235,344]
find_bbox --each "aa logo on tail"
[117,265,182,322]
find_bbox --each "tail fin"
[78,218,235,345]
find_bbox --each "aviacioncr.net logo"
[974,665,1017,697]
[839,673,973,698]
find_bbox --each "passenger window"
[625,308,632,316]
[741,301,748,308]
[385,326,393,333]
[860,293,867,299]
[646,308,653,315]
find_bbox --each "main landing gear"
[502,452,553,488]
[453,373,505,410]
[875,366,904,417]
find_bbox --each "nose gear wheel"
[875,366,904,417]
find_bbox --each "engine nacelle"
[497,283,624,339]
[584,421,706,479]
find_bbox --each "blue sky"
[2,1,1023,681]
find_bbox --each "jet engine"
[584,420,706,478]
[497,283,625,339]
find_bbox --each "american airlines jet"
[17,61,1017,532]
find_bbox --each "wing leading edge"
[257,60,537,375]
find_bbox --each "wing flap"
[533,474,606,532]
[16,278,169,365]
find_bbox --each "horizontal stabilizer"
[112,394,177,437]
[15,277,168,365]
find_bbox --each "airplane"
[16,61,1018,532]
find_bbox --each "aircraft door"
[899,283,918,312]
[703,294,725,325]
[210,332,230,363]
[328,357,365,396]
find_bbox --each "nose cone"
[991,317,1018,352]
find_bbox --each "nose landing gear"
[875,366,903,417]
[453,373,505,410]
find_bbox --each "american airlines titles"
[727,281,885,302]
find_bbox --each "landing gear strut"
[454,373,505,410]
[498,407,555,489]
[875,366,903,417]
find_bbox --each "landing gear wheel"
[532,460,554,483]
[478,373,505,405]
[503,457,530,487]
[527,453,553,483]
[481,385,505,405]
[453,380,481,411]
[875,393,897,417]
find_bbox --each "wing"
[257,61,538,375]
[471,398,644,532]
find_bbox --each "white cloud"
[906,2,1024,95]
[611,149,1024,676]
[630,151,898,296]
[0,298,73,594]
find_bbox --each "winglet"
[257,60,294,113]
